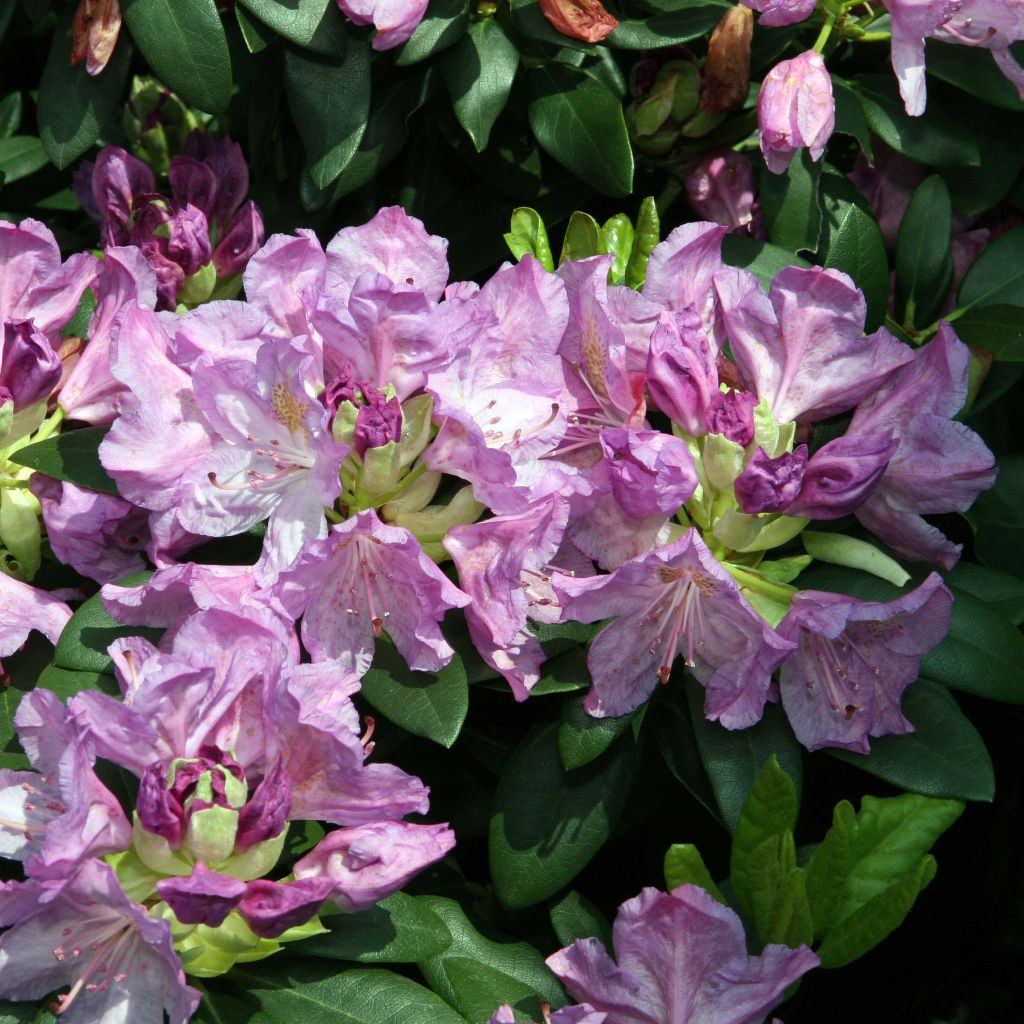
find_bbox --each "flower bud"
[539,0,619,43]
[707,388,757,446]
[685,152,759,233]
[123,76,207,175]
[600,428,698,519]
[646,310,718,436]
[157,862,247,928]
[353,386,403,457]
[735,444,809,514]
[0,320,62,409]
[741,0,816,26]
[758,51,835,174]
[700,6,754,117]
[787,432,898,519]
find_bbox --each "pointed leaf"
[11,427,118,495]
[895,176,954,329]
[238,0,348,55]
[549,890,613,950]
[663,843,726,904]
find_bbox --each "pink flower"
[758,51,835,174]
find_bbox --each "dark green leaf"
[238,0,347,56]
[121,0,232,113]
[895,175,953,329]
[925,39,1024,112]
[663,843,726,903]
[236,4,275,52]
[952,303,1024,359]
[549,889,613,950]
[946,561,1024,624]
[818,171,889,331]
[528,65,633,197]
[360,635,468,747]
[443,18,518,152]
[721,233,811,288]
[11,427,118,495]
[759,150,822,255]
[530,645,590,696]
[969,453,1024,577]
[398,0,469,65]
[829,680,995,802]
[489,717,641,908]
[957,227,1024,313]
[416,895,566,1010]
[853,74,980,167]
[558,694,640,771]
[0,92,22,138]
[285,41,371,189]
[294,893,451,963]
[35,665,119,700]
[443,957,545,1024]
[684,676,803,832]
[609,6,725,48]
[650,685,721,821]
[37,12,132,168]
[831,76,872,159]
[229,962,468,1023]
[0,136,48,183]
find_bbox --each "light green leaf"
[663,843,726,903]
[802,532,910,588]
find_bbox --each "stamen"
[941,21,997,44]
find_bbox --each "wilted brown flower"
[539,0,619,43]
[71,0,123,76]
[700,5,754,117]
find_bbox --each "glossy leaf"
[625,195,659,289]
[0,137,48,183]
[663,843,726,903]
[528,65,633,197]
[609,6,726,48]
[121,0,232,113]
[558,695,640,771]
[957,227,1024,313]
[549,889,613,950]
[721,233,811,288]
[759,150,822,255]
[443,957,545,1024]
[10,427,118,495]
[895,175,954,329]
[650,685,721,821]
[489,717,641,908]
[946,561,1024,625]
[35,665,119,700]
[952,304,1024,360]
[925,39,1024,112]
[397,0,469,65]
[831,76,873,159]
[505,207,555,270]
[558,210,602,264]
[238,0,348,55]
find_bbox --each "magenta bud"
[213,201,265,278]
[685,151,758,231]
[167,155,218,219]
[137,762,184,847]
[90,145,157,244]
[238,877,333,938]
[758,51,835,174]
[182,132,250,225]
[353,386,402,456]
[234,759,292,852]
[166,204,212,277]
[706,389,757,446]
[0,320,62,408]
[157,862,246,927]
[600,428,698,519]
[735,444,809,514]
[646,310,718,436]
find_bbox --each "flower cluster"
[0,172,997,1019]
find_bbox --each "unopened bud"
[700,5,754,117]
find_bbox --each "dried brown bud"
[700,5,754,117]
[71,0,123,77]
[539,0,619,43]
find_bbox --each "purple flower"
[156,861,247,928]
[707,388,757,446]
[848,325,997,568]
[0,860,200,1024]
[0,572,72,659]
[0,320,61,409]
[293,820,456,912]
[547,884,818,1024]
[236,877,335,938]
[554,529,795,726]
[777,573,952,751]
[83,147,157,246]
[883,0,961,115]
[490,1007,607,1024]
[600,428,698,519]
[786,432,898,519]
[742,0,816,24]
[758,51,835,174]
[646,309,719,435]
[735,445,809,515]
[935,0,1024,100]
[445,496,571,700]
[716,265,914,424]
[353,385,403,456]
[274,509,469,675]
[335,0,430,50]
[685,151,760,232]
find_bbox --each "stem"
[813,10,838,52]
[857,30,892,41]
[324,506,344,524]
[35,405,66,442]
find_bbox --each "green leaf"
[829,680,995,802]
[549,889,613,950]
[284,41,371,189]
[36,665,119,700]
[721,234,811,289]
[801,532,910,588]
[36,11,132,168]
[10,427,118,495]
[293,893,451,963]
[229,962,468,1023]
[121,0,232,113]
[805,790,962,939]
[528,65,633,197]
[663,843,726,903]
[238,0,347,55]
[895,175,953,329]
[416,895,566,1011]
[609,6,726,48]
[62,288,97,339]
[443,18,518,152]
[853,74,980,167]
[489,717,641,908]
[650,685,721,821]
[397,0,469,64]
[952,303,1024,359]
[0,136,47,184]
[505,207,555,270]
[53,575,160,675]
[236,4,275,52]
[759,150,822,256]
[510,0,595,50]
[816,855,936,968]
[530,645,590,696]
[957,227,1024,313]
[0,92,22,138]
[625,196,659,290]
[558,695,640,771]
[831,76,872,159]
[946,561,1024,625]
[360,635,468,747]
[684,676,803,832]
[600,214,634,284]
[925,39,1024,112]
[969,453,1024,577]
[443,957,544,1024]
[818,171,889,331]
[558,210,602,264]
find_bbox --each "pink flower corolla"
[274,509,469,676]
[734,445,809,515]
[335,0,429,49]
[685,150,761,234]
[0,219,98,345]
[645,309,721,435]
[715,265,914,424]
[426,258,575,514]
[1,689,130,880]
[0,320,62,412]
[0,572,72,661]
[758,51,835,174]
[848,323,997,568]
[489,1006,606,1024]
[777,573,952,751]
[546,884,818,1024]
[600,428,698,520]
[742,0,816,25]
[935,0,1024,99]
[0,860,200,1024]
[445,496,571,700]
[554,529,795,725]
